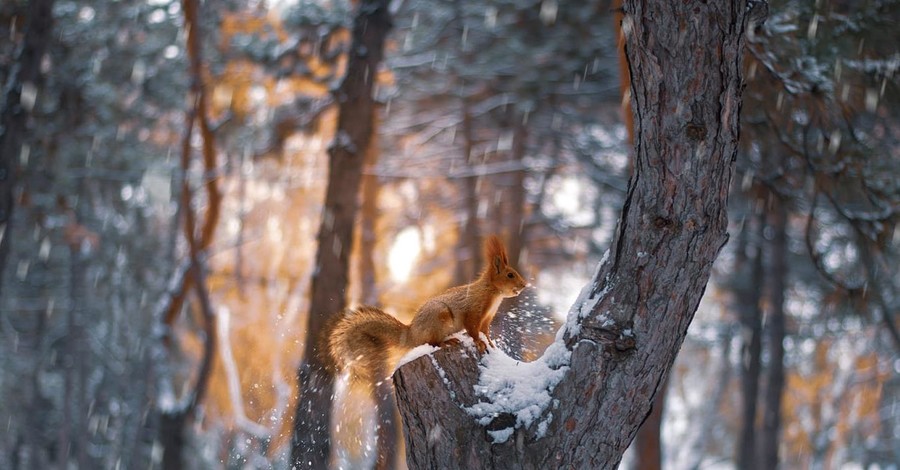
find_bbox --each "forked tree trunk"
[393,1,749,468]
[290,1,392,467]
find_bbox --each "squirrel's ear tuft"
[485,235,509,271]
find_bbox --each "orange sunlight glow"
[387,226,421,283]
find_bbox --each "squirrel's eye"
[507,273,514,279]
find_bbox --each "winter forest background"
[1,0,898,468]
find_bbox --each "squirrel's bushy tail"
[329,306,410,387]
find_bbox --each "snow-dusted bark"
[394,1,750,467]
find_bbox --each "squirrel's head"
[484,235,528,298]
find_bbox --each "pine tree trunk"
[290,1,392,467]
[394,1,749,467]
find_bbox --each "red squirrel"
[329,235,527,384]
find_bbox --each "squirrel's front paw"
[474,339,489,354]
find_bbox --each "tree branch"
[162,0,222,328]
[155,2,221,468]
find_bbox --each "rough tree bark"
[289,1,392,467]
[394,1,749,468]
[0,0,55,296]
[613,2,664,464]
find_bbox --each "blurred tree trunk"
[373,359,400,470]
[59,210,91,469]
[0,0,55,296]
[683,328,733,470]
[452,0,480,286]
[159,261,217,470]
[494,109,528,359]
[289,1,392,468]
[632,379,666,470]
[505,112,527,269]
[759,195,787,469]
[394,1,749,467]
[489,109,528,268]
[234,150,248,295]
[736,208,764,470]
[358,120,381,307]
[453,101,480,285]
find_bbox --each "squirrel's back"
[329,306,410,385]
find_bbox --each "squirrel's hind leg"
[414,301,456,347]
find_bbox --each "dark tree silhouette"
[0,0,56,295]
